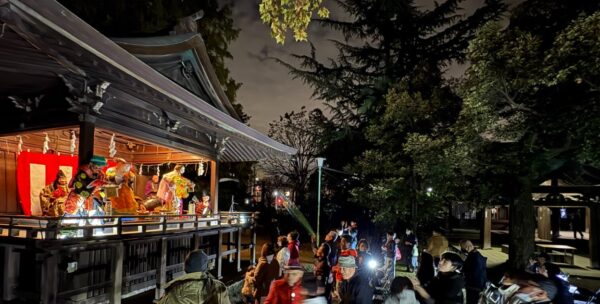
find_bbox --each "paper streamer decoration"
[42,133,50,154]
[197,162,204,176]
[16,135,23,155]
[109,133,116,157]
[69,130,76,155]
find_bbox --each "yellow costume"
[106,161,139,214]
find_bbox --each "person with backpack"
[460,240,487,304]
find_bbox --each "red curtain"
[17,152,78,215]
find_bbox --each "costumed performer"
[195,193,213,217]
[145,174,159,198]
[63,155,107,217]
[156,164,194,214]
[106,158,145,214]
[39,170,69,216]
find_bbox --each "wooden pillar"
[40,250,59,304]
[586,207,591,233]
[217,231,223,279]
[589,204,600,269]
[251,222,257,265]
[229,231,234,263]
[155,238,168,300]
[210,160,219,214]
[110,242,124,304]
[480,207,492,249]
[78,115,95,166]
[237,228,242,272]
[193,234,201,250]
[2,246,20,301]
[537,207,552,240]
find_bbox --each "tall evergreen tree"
[282,0,505,226]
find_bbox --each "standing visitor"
[460,240,487,304]
[571,210,584,239]
[384,276,419,304]
[254,243,280,303]
[158,250,230,304]
[416,250,435,288]
[426,228,448,267]
[314,244,332,302]
[287,231,301,266]
[356,239,372,269]
[337,255,373,304]
[380,231,396,283]
[311,230,339,265]
[264,263,305,304]
[411,252,465,304]
[332,234,359,296]
[411,241,419,273]
[241,265,256,304]
[401,229,417,272]
[348,221,359,249]
[276,235,290,276]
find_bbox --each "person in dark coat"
[254,243,280,303]
[337,255,373,304]
[402,229,417,272]
[460,240,487,304]
[539,263,574,304]
[417,250,435,288]
[314,243,332,303]
[411,252,465,304]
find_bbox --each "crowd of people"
[156,221,577,304]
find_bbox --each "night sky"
[222,0,522,132]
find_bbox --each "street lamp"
[316,157,325,245]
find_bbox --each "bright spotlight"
[367,259,378,270]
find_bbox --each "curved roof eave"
[6,0,296,158]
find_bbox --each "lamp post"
[316,157,325,245]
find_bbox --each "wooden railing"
[0,211,256,241]
[0,212,258,304]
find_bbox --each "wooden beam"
[533,185,600,195]
[40,250,59,304]
[210,160,219,214]
[217,231,223,279]
[590,205,600,269]
[155,237,168,300]
[236,228,242,272]
[78,116,95,166]
[111,242,124,304]
[482,208,491,249]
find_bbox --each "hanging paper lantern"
[16,135,23,155]
[157,165,160,176]
[69,131,76,155]
[42,133,50,154]
[109,133,117,157]
[139,163,143,175]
